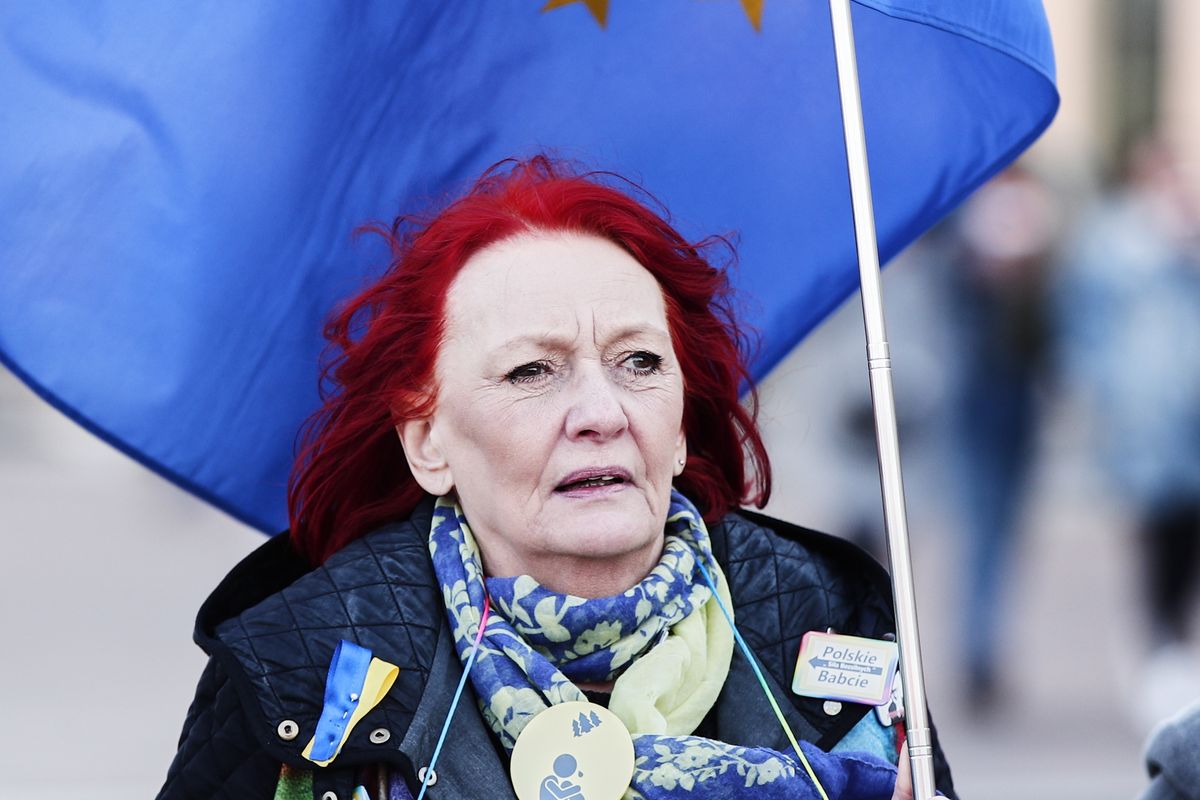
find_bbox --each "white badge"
[791,631,899,706]
[510,701,635,800]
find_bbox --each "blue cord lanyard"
[694,556,831,800]
[415,596,491,800]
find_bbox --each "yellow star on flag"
[543,0,763,31]
[542,0,609,28]
[740,0,763,31]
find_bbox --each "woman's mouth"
[555,468,631,495]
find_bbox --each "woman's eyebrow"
[491,332,575,354]
[596,324,671,345]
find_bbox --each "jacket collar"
[194,497,447,772]
[194,501,893,775]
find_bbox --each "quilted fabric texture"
[158,503,445,800]
[158,658,282,799]
[157,504,955,799]
[720,510,896,750]
[209,506,441,767]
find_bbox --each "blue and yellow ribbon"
[302,640,399,766]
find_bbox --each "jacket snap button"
[418,766,438,786]
[276,719,300,741]
[822,700,842,716]
[369,727,391,744]
[321,792,338,800]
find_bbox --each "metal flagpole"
[827,2,937,798]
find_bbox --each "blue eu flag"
[0,2,1057,532]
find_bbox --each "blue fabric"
[830,713,898,764]
[308,640,372,762]
[0,2,1058,533]
[428,489,898,799]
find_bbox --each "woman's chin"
[547,490,663,562]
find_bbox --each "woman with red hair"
[159,157,953,799]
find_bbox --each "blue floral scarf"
[429,489,898,799]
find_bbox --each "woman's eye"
[505,361,551,384]
[623,351,663,374]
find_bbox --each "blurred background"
[2,1,1199,797]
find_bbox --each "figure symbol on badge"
[540,754,585,800]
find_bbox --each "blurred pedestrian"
[939,164,1058,712]
[1055,138,1200,731]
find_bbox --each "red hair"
[288,157,771,564]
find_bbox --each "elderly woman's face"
[401,232,686,593]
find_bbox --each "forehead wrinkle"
[493,330,576,354]
[591,316,672,349]
[587,278,669,348]
[496,252,586,334]
[452,230,668,356]
[609,323,672,343]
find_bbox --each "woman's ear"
[396,418,454,496]
[673,429,687,476]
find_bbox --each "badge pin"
[510,701,635,800]
[792,631,899,706]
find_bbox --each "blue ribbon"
[308,640,372,762]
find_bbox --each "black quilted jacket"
[158,498,957,799]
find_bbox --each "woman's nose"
[564,365,628,442]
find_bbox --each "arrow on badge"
[808,658,885,676]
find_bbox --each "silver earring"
[677,458,685,467]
